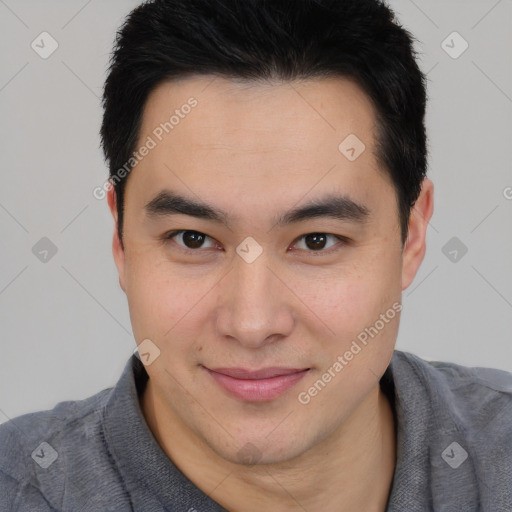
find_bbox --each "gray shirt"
[1,350,511,511]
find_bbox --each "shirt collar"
[383,351,479,510]
[102,354,226,511]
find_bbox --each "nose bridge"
[215,249,293,347]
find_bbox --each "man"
[1,0,511,510]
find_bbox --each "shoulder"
[394,350,512,399]
[385,352,512,507]
[393,350,512,441]
[0,387,113,509]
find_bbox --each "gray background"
[0,0,511,422]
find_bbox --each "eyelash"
[162,230,350,256]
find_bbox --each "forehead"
[140,75,378,153]
[127,75,394,225]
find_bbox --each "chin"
[207,430,312,468]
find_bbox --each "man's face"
[110,76,420,465]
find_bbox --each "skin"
[107,75,434,511]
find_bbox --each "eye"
[165,230,218,250]
[162,230,348,255]
[292,233,347,253]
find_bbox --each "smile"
[202,366,310,402]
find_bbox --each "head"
[101,0,433,465]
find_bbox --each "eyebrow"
[144,190,370,228]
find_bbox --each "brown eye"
[293,233,347,253]
[304,233,328,250]
[181,231,206,249]
[166,230,216,250]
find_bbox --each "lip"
[204,366,310,402]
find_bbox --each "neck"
[141,380,396,511]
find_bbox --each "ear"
[107,185,127,293]
[402,178,434,290]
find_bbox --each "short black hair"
[101,0,428,247]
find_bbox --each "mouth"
[202,366,310,402]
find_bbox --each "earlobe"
[401,178,434,291]
[107,186,127,293]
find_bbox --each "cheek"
[124,253,185,339]
[297,267,401,412]
[295,248,402,354]
[124,252,218,361]
[303,257,400,323]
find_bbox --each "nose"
[214,250,295,349]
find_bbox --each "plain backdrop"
[0,0,511,422]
